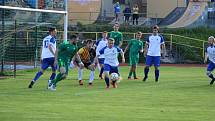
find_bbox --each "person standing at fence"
[204,36,215,85]
[143,25,166,82]
[132,4,139,25]
[110,22,123,47]
[48,35,84,91]
[124,32,144,80]
[123,5,131,24]
[114,2,121,22]
[96,31,108,79]
[28,27,57,88]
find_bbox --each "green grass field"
[0,66,215,121]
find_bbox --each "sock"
[105,76,110,87]
[33,71,43,82]
[97,63,101,72]
[144,68,149,78]
[209,74,214,80]
[128,71,132,77]
[89,71,95,83]
[52,73,64,86]
[49,73,56,80]
[133,71,137,78]
[99,67,104,77]
[155,70,159,81]
[78,68,83,80]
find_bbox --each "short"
[83,62,92,68]
[145,55,160,67]
[207,61,215,71]
[98,58,105,64]
[58,58,69,75]
[129,56,139,66]
[104,64,119,74]
[41,57,57,71]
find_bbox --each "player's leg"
[78,67,84,85]
[143,55,152,81]
[98,58,105,79]
[206,62,215,85]
[28,59,48,88]
[133,57,139,79]
[128,57,133,79]
[103,64,111,88]
[110,66,119,88]
[154,56,161,82]
[87,64,96,85]
[48,58,57,87]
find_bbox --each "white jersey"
[146,34,165,56]
[96,38,108,58]
[99,46,122,66]
[41,35,56,59]
[206,45,215,63]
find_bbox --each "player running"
[28,27,57,88]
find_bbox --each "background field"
[0,66,215,121]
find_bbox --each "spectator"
[114,2,121,22]
[123,5,131,24]
[132,4,139,25]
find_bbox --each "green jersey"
[109,31,123,46]
[57,43,78,62]
[128,39,143,58]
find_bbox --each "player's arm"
[120,50,125,63]
[204,52,208,63]
[124,44,129,54]
[74,52,84,69]
[161,43,167,57]
[48,44,55,56]
[118,33,123,47]
[140,42,144,53]
[144,42,149,57]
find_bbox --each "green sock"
[128,71,132,77]
[133,71,137,78]
[53,73,64,85]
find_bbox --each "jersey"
[109,31,123,46]
[41,35,56,59]
[96,38,108,58]
[99,46,122,66]
[78,47,94,63]
[146,34,164,56]
[57,43,78,62]
[206,45,215,64]
[128,39,143,58]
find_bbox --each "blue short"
[207,61,215,71]
[41,57,57,71]
[104,64,119,74]
[98,58,105,64]
[145,55,160,67]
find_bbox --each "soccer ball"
[110,73,119,81]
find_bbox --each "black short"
[83,62,91,68]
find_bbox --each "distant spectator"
[123,5,131,24]
[114,2,121,22]
[132,4,139,25]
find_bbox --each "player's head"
[49,27,57,36]
[85,39,94,49]
[102,31,108,39]
[69,34,78,44]
[136,32,142,39]
[208,36,215,45]
[152,25,159,35]
[113,22,120,31]
[108,38,115,48]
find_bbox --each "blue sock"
[49,73,56,80]
[155,70,159,80]
[105,76,110,87]
[144,68,149,77]
[99,67,104,77]
[33,71,43,82]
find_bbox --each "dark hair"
[103,31,108,33]
[70,35,77,39]
[153,25,159,30]
[48,27,56,32]
[109,38,115,42]
[86,39,93,44]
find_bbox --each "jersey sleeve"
[78,48,84,55]
[95,39,101,46]
[159,35,165,44]
[58,43,65,52]
[119,32,123,41]
[99,46,107,55]
[146,36,150,43]
[116,46,123,53]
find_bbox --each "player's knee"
[59,67,66,74]
[206,71,212,76]
[154,67,159,70]
[104,71,109,77]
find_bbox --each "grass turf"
[0,66,215,121]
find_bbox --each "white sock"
[89,71,95,83]
[78,68,83,80]
[70,61,76,69]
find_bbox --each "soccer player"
[96,31,108,79]
[98,38,125,88]
[204,36,215,85]
[70,39,97,86]
[124,32,143,80]
[28,27,57,88]
[48,35,84,91]
[143,25,166,82]
[109,22,123,47]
